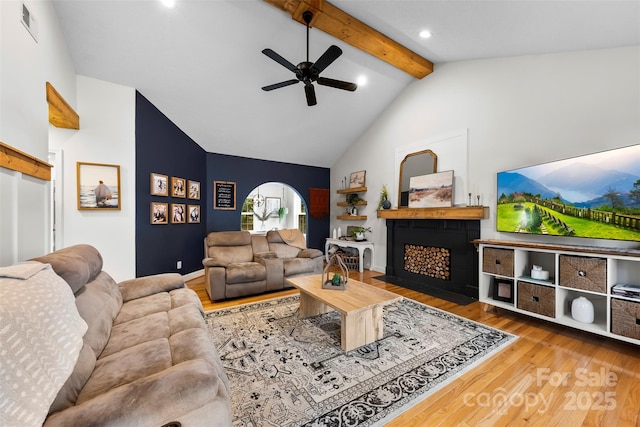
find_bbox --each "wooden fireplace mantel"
[377,206,489,220]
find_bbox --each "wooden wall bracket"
[0,141,52,181]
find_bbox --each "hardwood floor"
[187,271,640,426]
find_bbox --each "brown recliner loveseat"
[202,229,323,301]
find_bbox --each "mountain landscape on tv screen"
[496,145,640,242]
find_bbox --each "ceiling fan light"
[160,0,176,8]
[419,30,432,39]
[356,75,368,86]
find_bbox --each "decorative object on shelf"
[571,296,595,323]
[492,277,514,303]
[77,162,121,210]
[347,193,363,215]
[338,227,342,238]
[350,226,372,242]
[378,184,391,209]
[349,170,366,188]
[322,253,349,290]
[408,170,454,208]
[332,228,337,239]
[531,265,550,281]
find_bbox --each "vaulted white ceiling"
[52,0,640,167]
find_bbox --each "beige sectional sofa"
[202,229,323,301]
[0,244,231,426]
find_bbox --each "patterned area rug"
[204,295,517,427]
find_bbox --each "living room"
[1,0,639,425]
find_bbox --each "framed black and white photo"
[171,177,186,198]
[171,203,186,224]
[151,202,168,224]
[188,180,200,200]
[188,205,200,223]
[150,173,168,196]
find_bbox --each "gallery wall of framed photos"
[149,172,200,224]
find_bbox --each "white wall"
[49,76,136,282]
[332,46,640,272]
[0,0,76,265]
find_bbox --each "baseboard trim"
[182,269,204,282]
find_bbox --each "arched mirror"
[398,149,437,207]
[241,182,307,236]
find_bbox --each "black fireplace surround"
[385,219,480,299]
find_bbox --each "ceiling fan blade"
[304,84,317,106]
[312,45,342,74]
[262,48,297,72]
[261,79,300,91]
[317,77,357,92]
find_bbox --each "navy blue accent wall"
[136,92,331,277]
[135,92,207,277]
[206,153,330,251]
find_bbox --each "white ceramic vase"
[571,296,594,323]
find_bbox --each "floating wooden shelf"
[337,187,367,194]
[337,201,367,207]
[377,206,489,220]
[337,214,367,221]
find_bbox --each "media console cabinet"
[474,239,640,345]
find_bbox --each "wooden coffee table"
[286,274,402,351]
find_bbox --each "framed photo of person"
[150,202,168,224]
[188,205,200,223]
[77,162,121,210]
[150,173,168,196]
[171,177,186,198]
[188,180,200,200]
[171,203,186,224]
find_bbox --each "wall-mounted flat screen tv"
[496,145,640,242]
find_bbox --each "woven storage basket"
[482,248,514,277]
[517,280,555,318]
[559,255,606,293]
[342,255,359,271]
[611,298,640,340]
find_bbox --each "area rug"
[204,295,517,426]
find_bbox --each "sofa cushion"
[101,312,170,358]
[76,338,173,404]
[226,262,266,284]
[298,248,323,258]
[48,343,96,414]
[114,292,171,325]
[119,273,183,302]
[284,258,316,276]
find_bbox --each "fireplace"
[385,219,480,299]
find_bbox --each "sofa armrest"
[297,248,323,259]
[202,257,228,268]
[254,251,278,260]
[118,273,184,302]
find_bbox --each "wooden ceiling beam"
[46,82,80,129]
[263,0,433,79]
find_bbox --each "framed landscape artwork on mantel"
[408,170,454,208]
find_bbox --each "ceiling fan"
[261,10,357,106]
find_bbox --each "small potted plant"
[347,193,362,216]
[377,184,391,209]
[350,226,372,241]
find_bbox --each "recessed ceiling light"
[356,75,368,87]
[160,0,176,8]
[419,30,432,39]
